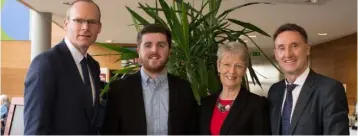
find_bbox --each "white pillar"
[30,10,52,61]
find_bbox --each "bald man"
[24,0,102,134]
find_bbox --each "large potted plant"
[97,0,279,103]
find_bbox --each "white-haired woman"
[199,42,271,135]
[0,94,9,117]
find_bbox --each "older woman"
[199,42,271,135]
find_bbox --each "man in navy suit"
[24,0,102,134]
[268,23,349,135]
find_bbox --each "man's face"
[64,1,101,50]
[274,31,310,76]
[137,33,170,73]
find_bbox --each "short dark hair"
[137,24,172,48]
[273,23,308,44]
[66,0,101,21]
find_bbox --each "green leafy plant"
[97,0,280,103]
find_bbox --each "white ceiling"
[21,0,357,55]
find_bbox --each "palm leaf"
[138,3,167,28]
[96,42,138,60]
[217,2,271,19]
[228,18,271,37]
[195,57,208,95]
[181,1,190,54]
[126,6,150,25]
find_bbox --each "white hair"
[217,41,250,66]
[0,94,9,104]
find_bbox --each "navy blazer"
[268,69,349,135]
[24,40,101,135]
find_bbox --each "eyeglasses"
[220,63,246,70]
[72,18,100,25]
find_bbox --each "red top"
[210,99,234,135]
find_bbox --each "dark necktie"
[80,57,93,104]
[281,83,297,135]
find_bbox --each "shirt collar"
[285,67,310,86]
[140,67,167,85]
[65,37,87,64]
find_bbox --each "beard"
[140,57,169,73]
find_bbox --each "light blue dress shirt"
[140,68,169,135]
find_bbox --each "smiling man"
[102,24,199,135]
[24,0,102,134]
[267,23,349,135]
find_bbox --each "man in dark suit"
[268,23,349,135]
[24,0,102,134]
[102,24,199,135]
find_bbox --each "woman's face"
[217,52,247,89]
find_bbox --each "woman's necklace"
[216,99,234,113]
[217,90,238,113]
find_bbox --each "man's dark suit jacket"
[24,41,101,135]
[268,69,349,135]
[102,71,199,135]
[199,87,271,135]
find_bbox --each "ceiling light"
[304,0,318,3]
[310,0,318,3]
[317,33,328,36]
[248,35,257,38]
[244,40,249,43]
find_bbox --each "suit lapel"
[202,93,219,134]
[167,73,179,135]
[220,87,248,135]
[272,80,286,135]
[58,41,93,124]
[58,40,84,85]
[87,55,100,127]
[288,70,316,134]
[132,72,148,134]
[87,55,100,106]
